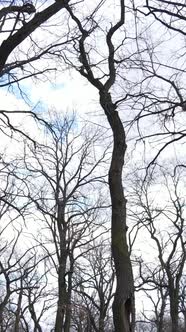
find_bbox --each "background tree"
[18,113,110,332]
[130,166,186,332]
[72,239,115,332]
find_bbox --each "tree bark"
[55,202,68,332]
[28,294,43,332]
[64,271,73,332]
[157,292,167,332]
[170,289,179,332]
[55,262,67,332]
[183,311,186,331]
[14,283,23,332]
[99,90,134,332]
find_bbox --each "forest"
[0,1,186,331]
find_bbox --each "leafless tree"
[130,166,186,332]
[53,1,136,330]
[18,113,110,332]
[72,239,115,332]
[0,151,48,331]
[135,264,168,332]
[0,205,48,331]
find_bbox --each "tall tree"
[21,114,109,332]
[58,1,135,330]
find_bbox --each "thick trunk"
[55,262,67,332]
[64,272,72,332]
[100,91,134,332]
[99,297,106,332]
[170,290,179,332]
[64,300,71,332]
[55,202,67,332]
[98,316,104,332]
[170,303,179,332]
[184,312,186,331]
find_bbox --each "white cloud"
[28,71,101,117]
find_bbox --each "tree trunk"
[170,291,179,332]
[99,295,106,332]
[55,262,67,332]
[64,271,73,332]
[55,202,68,332]
[0,310,3,331]
[100,91,134,332]
[28,298,43,332]
[157,291,167,332]
[14,282,23,332]
[98,316,104,332]
[183,311,186,331]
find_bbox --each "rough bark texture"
[157,292,167,332]
[100,91,134,332]
[170,289,179,332]
[184,312,186,331]
[55,202,68,332]
[64,269,73,332]
[55,262,67,332]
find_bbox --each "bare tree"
[130,167,186,332]
[0,221,48,331]
[136,265,169,332]
[72,239,115,332]
[19,113,109,332]
[53,1,136,330]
